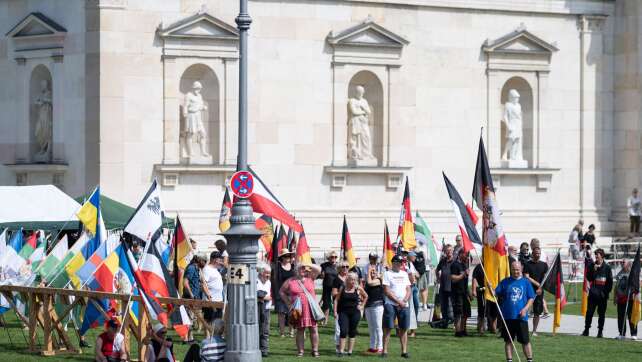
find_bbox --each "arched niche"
[347,70,384,166]
[500,76,533,166]
[179,64,220,164]
[29,64,53,163]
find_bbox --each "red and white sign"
[230,171,254,198]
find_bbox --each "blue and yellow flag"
[77,188,101,235]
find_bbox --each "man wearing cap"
[95,319,128,362]
[320,250,339,323]
[144,323,174,361]
[382,255,411,359]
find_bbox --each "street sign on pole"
[230,171,254,199]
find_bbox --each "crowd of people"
[89,230,640,362]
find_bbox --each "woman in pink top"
[280,262,321,357]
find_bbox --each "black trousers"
[183,344,200,362]
[617,301,638,336]
[258,301,270,353]
[338,308,361,338]
[439,290,453,321]
[584,296,608,330]
[631,216,640,233]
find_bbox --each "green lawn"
[1,312,641,361]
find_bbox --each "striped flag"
[628,245,641,326]
[37,235,68,280]
[172,216,192,295]
[414,212,439,268]
[256,215,274,260]
[542,252,566,334]
[125,242,168,325]
[472,136,510,300]
[341,216,357,268]
[396,178,417,250]
[443,172,482,252]
[248,167,303,232]
[296,229,312,264]
[271,225,288,263]
[581,256,590,316]
[383,221,394,268]
[218,187,232,233]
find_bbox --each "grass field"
[1,311,640,361]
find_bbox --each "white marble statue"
[182,81,210,158]
[348,85,376,164]
[501,89,524,163]
[34,79,52,161]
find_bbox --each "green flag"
[37,235,69,280]
[415,212,439,268]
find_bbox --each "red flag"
[341,217,357,268]
[248,168,303,232]
[396,178,417,250]
[25,232,37,249]
[125,242,168,325]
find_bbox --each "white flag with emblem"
[125,180,164,242]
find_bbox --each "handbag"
[289,296,303,325]
[298,280,325,322]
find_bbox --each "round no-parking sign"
[230,171,254,198]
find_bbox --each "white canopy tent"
[0,185,81,230]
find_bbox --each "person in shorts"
[450,248,471,337]
[523,246,548,336]
[382,255,411,359]
[495,261,535,362]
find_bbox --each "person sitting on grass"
[95,318,128,362]
[183,318,227,362]
[143,323,175,362]
[495,261,535,362]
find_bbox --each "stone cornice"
[260,0,614,16]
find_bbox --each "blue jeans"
[383,303,410,330]
[411,285,419,320]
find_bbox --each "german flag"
[172,216,192,295]
[397,178,417,250]
[296,229,312,264]
[341,216,357,268]
[219,187,232,232]
[255,215,274,260]
[543,252,566,334]
[383,221,394,268]
[581,256,590,316]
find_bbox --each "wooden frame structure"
[0,285,223,359]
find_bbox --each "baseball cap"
[391,255,403,264]
[369,252,379,258]
[407,251,417,257]
[153,322,165,334]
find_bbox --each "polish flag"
[248,168,303,232]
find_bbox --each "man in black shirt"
[450,248,471,337]
[320,251,338,322]
[518,242,530,266]
[471,262,486,334]
[582,248,613,338]
[523,246,548,336]
[435,245,454,323]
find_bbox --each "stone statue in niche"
[347,85,377,166]
[501,89,527,168]
[34,80,52,163]
[182,81,210,159]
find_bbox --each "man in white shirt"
[627,188,641,234]
[202,251,224,326]
[382,255,411,359]
[256,263,272,357]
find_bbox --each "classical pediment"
[328,17,409,49]
[159,12,238,40]
[483,26,558,55]
[6,12,66,38]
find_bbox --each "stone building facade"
[0,0,639,255]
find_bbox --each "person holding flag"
[523,247,548,336]
[614,260,637,340]
[541,251,567,335]
[581,248,613,338]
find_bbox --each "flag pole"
[470,247,522,362]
